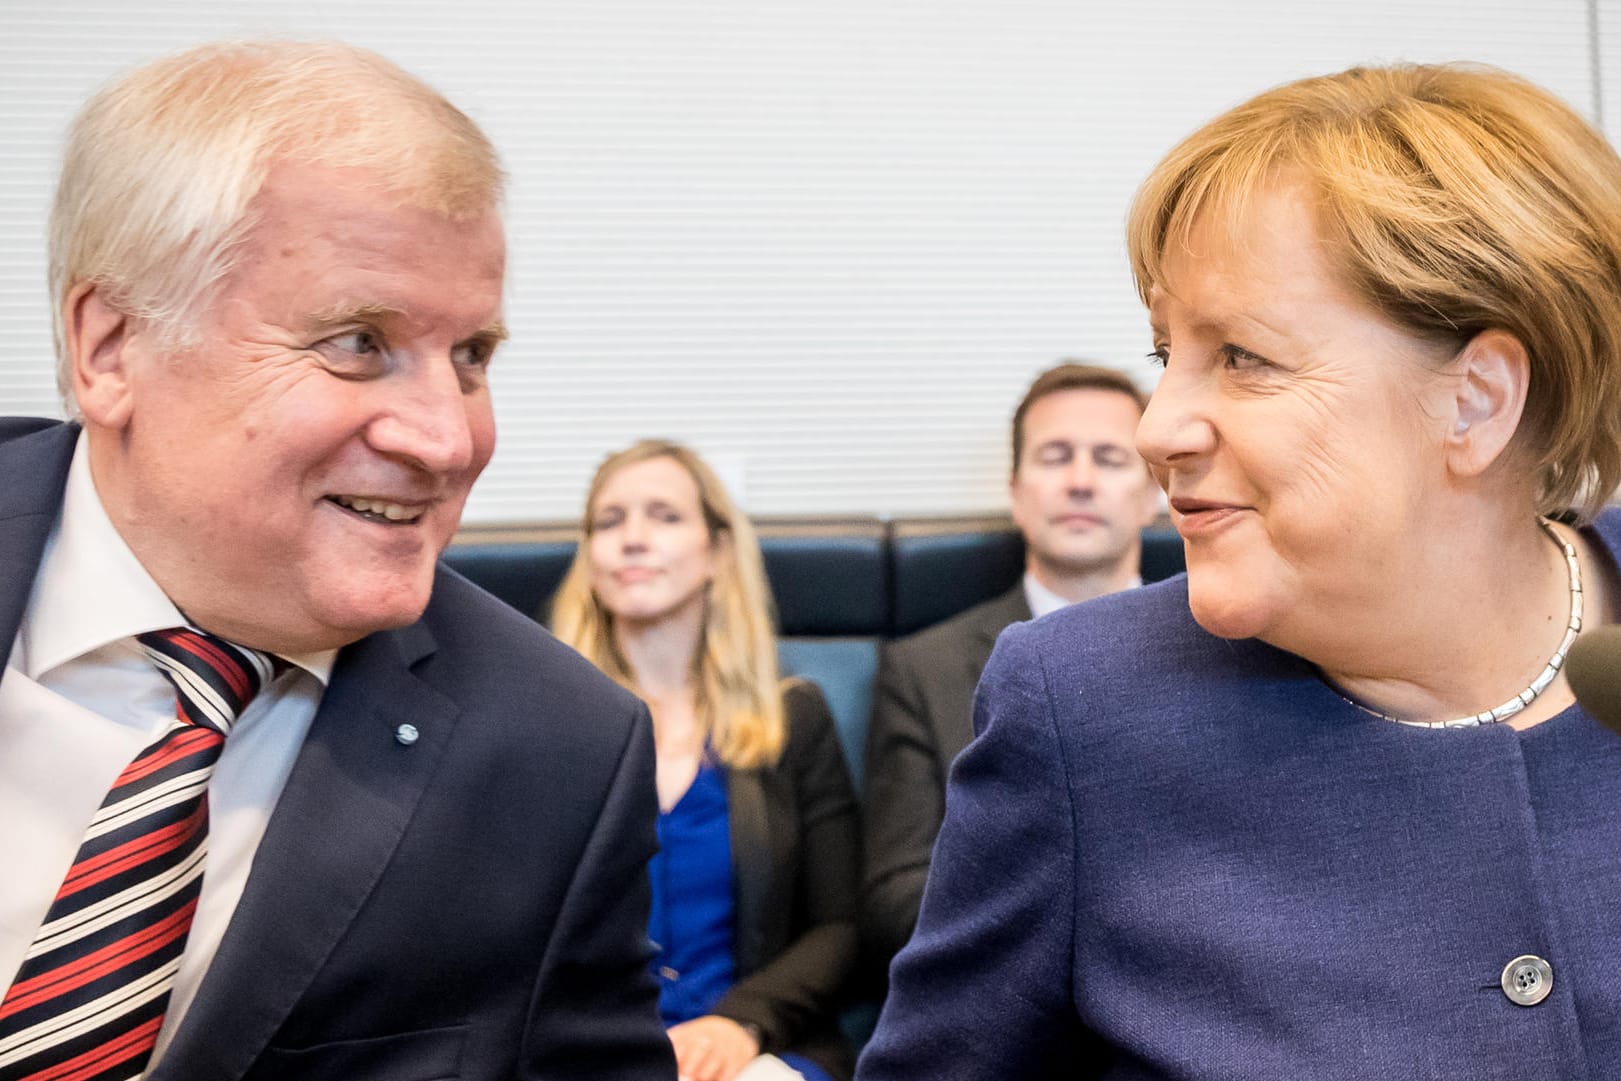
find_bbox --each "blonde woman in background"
[554,440,860,1081]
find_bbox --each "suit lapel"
[151,620,461,1081]
[726,766,775,974]
[0,422,78,667]
[0,420,457,1079]
[966,586,1032,680]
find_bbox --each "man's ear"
[1008,472,1030,534]
[1443,328,1529,479]
[65,282,136,429]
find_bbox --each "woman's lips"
[1170,500,1249,538]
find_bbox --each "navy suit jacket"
[858,509,1621,1080]
[0,418,677,1081]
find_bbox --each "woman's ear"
[711,526,733,556]
[65,283,137,429]
[1443,328,1529,479]
[705,527,734,584]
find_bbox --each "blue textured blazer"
[857,508,1621,1080]
[0,418,678,1081]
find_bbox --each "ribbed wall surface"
[0,0,1597,519]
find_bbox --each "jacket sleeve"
[713,681,861,1053]
[855,621,1093,1080]
[859,641,945,966]
[520,699,678,1080]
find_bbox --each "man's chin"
[1037,543,1131,577]
[281,580,436,653]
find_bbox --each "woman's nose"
[1136,369,1216,468]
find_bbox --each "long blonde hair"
[552,440,787,768]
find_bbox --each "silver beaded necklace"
[1345,517,1583,730]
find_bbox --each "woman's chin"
[1186,581,1274,642]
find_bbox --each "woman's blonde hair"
[50,39,504,412]
[552,440,787,769]
[1127,62,1621,520]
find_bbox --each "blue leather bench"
[441,516,1186,791]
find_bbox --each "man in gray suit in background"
[860,362,1161,968]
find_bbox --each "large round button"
[1500,955,1553,1006]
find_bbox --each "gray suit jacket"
[859,585,1030,966]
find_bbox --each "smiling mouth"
[326,494,426,524]
[1170,496,1246,515]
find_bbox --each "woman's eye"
[1221,344,1270,370]
[1146,346,1169,369]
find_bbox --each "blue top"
[649,753,841,1081]
[858,508,1621,1081]
[649,758,736,1026]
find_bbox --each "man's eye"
[453,340,496,370]
[325,330,381,355]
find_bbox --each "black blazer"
[860,585,1030,967]
[0,418,676,1081]
[714,679,861,1081]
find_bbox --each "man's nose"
[1065,454,1098,494]
[365,358,477,475]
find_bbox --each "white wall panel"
[0,0,1598,520]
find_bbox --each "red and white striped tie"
[0,627,283,1081]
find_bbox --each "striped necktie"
[0,627,283,1081]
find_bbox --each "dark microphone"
[1568,626,1621,734]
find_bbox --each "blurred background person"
[554,440,860,1081]
[857,62,1621,1079]
[862,362,1160,969]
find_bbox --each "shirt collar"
[1022,570,1143,620]
[19,432,335,685]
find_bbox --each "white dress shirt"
[1022,571,1143,619]
[0,433,336,1062]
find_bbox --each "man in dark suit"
[0,42,675,1081]
[860,363,1161,967]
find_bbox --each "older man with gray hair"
[0,41,674,1081]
